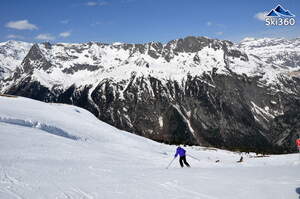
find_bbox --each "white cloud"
[86,1,108,6]
[59,31,71,38]
[6,34,25,39]
[254,11,268,21]
[215,32,224,36]
[5,20,38,30]
[60,20,70,24]
[87,1,98,6]
[35,34,55,41]
[206,21,212,26]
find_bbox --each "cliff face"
[2,36,300,153]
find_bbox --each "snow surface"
[0,96,299,199]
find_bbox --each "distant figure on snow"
[174,146,190,168]
[237,156,243,163]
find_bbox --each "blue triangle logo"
[266,10,279,17]
[266,5,296,17]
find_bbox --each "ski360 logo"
[265,5,296,26]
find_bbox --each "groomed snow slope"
[0,96,299,199]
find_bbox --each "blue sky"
[0,0,299,43]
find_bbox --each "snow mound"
[0,117,81,140]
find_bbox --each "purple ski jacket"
[174,147,186,158]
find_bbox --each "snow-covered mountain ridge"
[1,36,299,90]
[1,38,298,82]
[1,36,300,153]
[238,37,300,69]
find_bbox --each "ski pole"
[166,157,176,169]
[187,154,201,162]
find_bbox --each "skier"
[174,146,190,168]
[237,156,243,163]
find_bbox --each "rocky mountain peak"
[0,40,33,79]
[21,44,52,74]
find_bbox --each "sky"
[0,0,299,44]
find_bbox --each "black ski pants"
[179,155,190,167]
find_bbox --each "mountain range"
[1,36,300,153]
